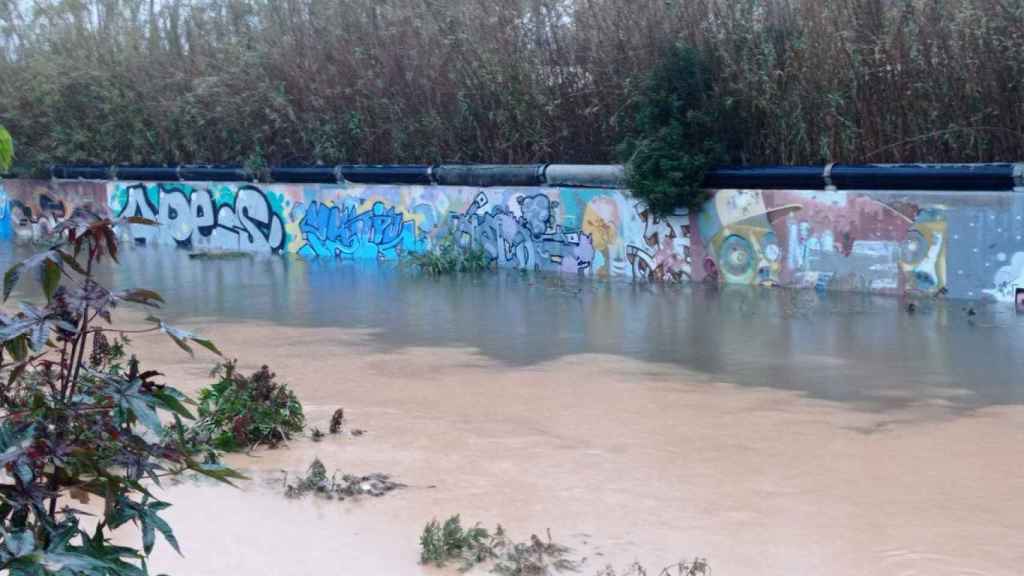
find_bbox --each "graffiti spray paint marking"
[451,191,595,273]
[117,184,285,252]
[298,200,418,259]
[626,204,692,282]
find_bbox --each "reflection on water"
[3,244,1023,409]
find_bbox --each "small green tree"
[0,125,12,173]
[618,44,726,216]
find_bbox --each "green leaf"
[102,225,120,263]
[40,551,116,573]
[190,337,223,358]
[147,316,223,357]
[41,258,61,302]
[146,508,181,556]
[126,396,163,434]
[116,289,165,308]
[3,263,23,303]
[166,333,194,356]
[151,390,195,420]
[5,530,36,558]
[187,459,248,488]
[141,522,155,556]
[29,322,50,353]
[0,424,35,466]
[56,249,88,276]
[0,319,33,343]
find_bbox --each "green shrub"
[419,515,579,574]
[618,44,727,216]
[194,360,305,451]
[419,515,495,569]
[408,232,494,276]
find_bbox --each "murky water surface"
[3,244,1024,575]
[6,244,1021,410]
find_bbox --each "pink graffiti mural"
[626,204,693,282]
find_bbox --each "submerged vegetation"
[284,458,404,500]
[0,214,241,573]
[193,360,305,451]
[1,0,1021,173]
[420,515,710,576]
[419,515,577,575]
[407,232,494,276]
[593,560,710,576]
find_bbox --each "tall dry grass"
[0,0,1021,170]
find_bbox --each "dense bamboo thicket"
[0,0,1022,171]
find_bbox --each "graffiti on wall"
[113,183,287,252]
[0,181,107,243]
[296,199,420,259]
[451,191,595,273]
[625,204,692,282]
[695,189,948,295]
[18,177,1024,302]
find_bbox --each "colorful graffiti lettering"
[296,200,420,259]
[14,177,1024,303]
[626,203,692,282]
[113,183,286,252]
[452,191,595,273]
[0,181,107,244]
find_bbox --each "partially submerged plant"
[420,516,578,575]
[0,213,242,573]
[593,559,710,576]
[284,458,403,500]
[419,515,495,570]
[192,360,305,451]
[492,530,578,576]
[408,232,493,276]
[329,408,344,434]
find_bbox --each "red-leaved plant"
[0,214,242,574]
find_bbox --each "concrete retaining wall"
[2,178,1022,304]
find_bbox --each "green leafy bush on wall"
[618,44,726,216]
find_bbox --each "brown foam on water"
[110,319,1024,576]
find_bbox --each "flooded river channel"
[3,246,1023,575]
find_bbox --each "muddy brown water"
[3,246,1024,575]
